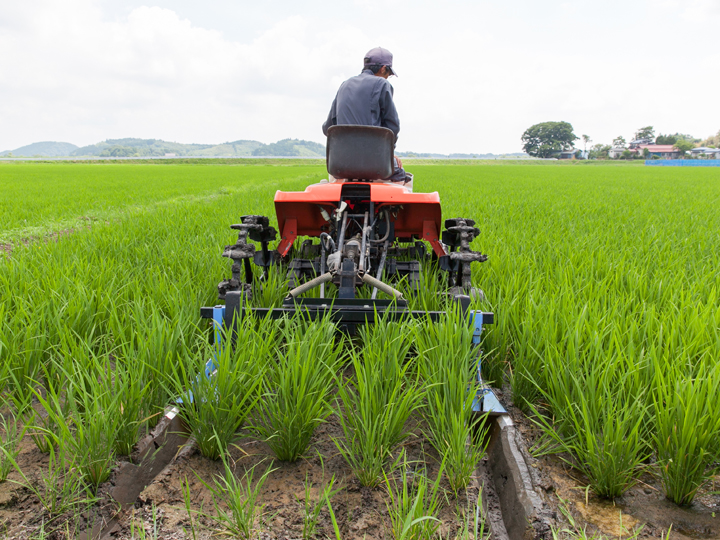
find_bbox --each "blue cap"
[364,47,397,76]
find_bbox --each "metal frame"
[200,297,505,415]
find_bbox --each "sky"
[1,0,718,154]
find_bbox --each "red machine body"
[274,182,446,257]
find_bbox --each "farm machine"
[201,125,506,415]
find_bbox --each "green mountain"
[0,141,78,157]
[0,138,326,158]
[69,138,325,157]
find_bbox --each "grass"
[295,458,341,540]
[254,317,345,462]
[169,317,274,460]
[0,412,25,482]
[383,453,445,540]
[334,321,423,487]
[652,360,720,505]
[414,314,487,493]
[194,458,276,539]
[0,160,718,536]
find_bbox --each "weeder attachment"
[440,217,488,292]
[218,215,277,300]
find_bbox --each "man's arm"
[322,96,338,136]
[378,82,400,139]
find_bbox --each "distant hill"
[1,138,524,159]
[69,138,326,158]
[0,141,78,157]
[1,138,326,158]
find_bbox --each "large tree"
[612,136,626,148]
[634,126,655,140]
[674,139,695,154]
[521,121,578,158]
[656,133,698,145]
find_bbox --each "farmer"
[322,47,410,186]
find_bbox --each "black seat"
[326,125,395,180]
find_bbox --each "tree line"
[521,122,719,159]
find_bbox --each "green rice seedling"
[0,333,9,394]
[324,495,343,540]
[39,353,122,491]
[1,444,94,516]
[169,316,274,460]
[295,456,341,540]
[196,458,276,539]
[530,363,650,499]
[450,488,486,540]
[426,402,485,495]
[26,411,57,454]
[254,317,344,461]
[182,476,200,540]
[251,266,290,308]
[13,375,61,454]
[2,312,48,410]
[383,453,445,540]
[334,321,422,487]
[414,314,487,493]
[115,304,189,428]
[652,359,720,505]
[4,371,60,454]
[0,412,27,482]
[129,504,161,540]
[111,353,150,456]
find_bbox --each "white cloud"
[1,0,718,153]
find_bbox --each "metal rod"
[369,201,375,240]
[359,211,369,272]
[361,272,403,300]
[371,238,390,299]
[286,272,334,299]
[319,242,326,298]
[337,211,348,254]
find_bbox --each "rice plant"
[254,317,344,461]
[652,359,720,505]
[334,321,422,487]
[169,316,274,460]
[195,458,276,539]
[450,488,486,540]
[126,306,190,428]
[530,362,650,499]
[129,504,162,540]
[0,412,26,482]
[383,453,445,540]
[415,315,487,493]
[110,351,150,456]
[38,350,122,491]
[295,460,341,540]
[1,443,95,516]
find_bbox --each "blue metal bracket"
[176,306,225,405]
[469,310,507,415]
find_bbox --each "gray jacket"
[322,69,400,139]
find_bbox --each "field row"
[1,163,720,536]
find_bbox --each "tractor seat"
[326,125,395,181]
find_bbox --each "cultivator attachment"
[201,125,505,415]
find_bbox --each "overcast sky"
[1,0,718,154]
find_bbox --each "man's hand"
[396,157,403,169]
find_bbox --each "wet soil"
[3,390,719,539]
[495,386,720,540]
